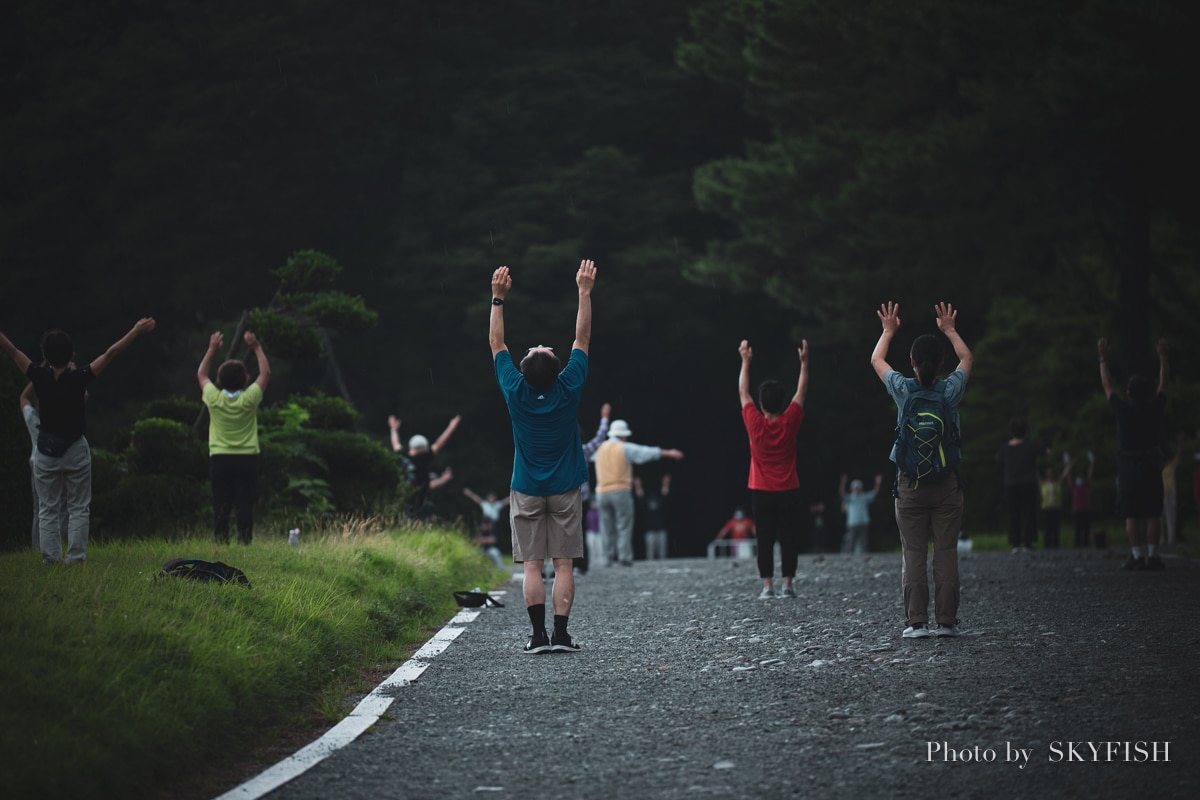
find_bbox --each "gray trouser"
[644,530,668,559]
[895,478,963,627]
[598,490,634,563]
[31,468,69,549]
[33,437,92,564]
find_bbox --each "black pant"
[211,454,259,544]
[1042,509,1061,549]
[1005,483,1038,548]
[1073,510,1091,548]
[751,488,802,579]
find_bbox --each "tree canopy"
[1,0,1196,547]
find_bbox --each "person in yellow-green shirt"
[198,330,270,544]
[1039,459,1071,549]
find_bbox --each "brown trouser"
[895,477,963,627]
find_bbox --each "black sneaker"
[524,630,551,654]
[550,630,581,653]
[1145,554,1166,571]
[1120,555,1147,571]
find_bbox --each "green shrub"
[90,448,126,496]
[127,418,208,479]
[140,396,202,427]
[261,393,359,432]
[302,430,400,511]
[91,474,208,540]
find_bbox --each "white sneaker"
[902,624,933,639]
[758,586,776,599]
[934,624,960,637]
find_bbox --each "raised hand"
[877,302,900,333]
[208,331,224,351]
[492,266,512,299]
[576,259,597,293]
[739,339,753,361]
[798,339,809,364]
[934,302,958,334]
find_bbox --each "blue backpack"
[894,378,960,487]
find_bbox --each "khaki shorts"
[510,488,584,562]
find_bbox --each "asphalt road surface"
[257,548,1197,800]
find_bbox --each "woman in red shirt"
[738,339,809,599]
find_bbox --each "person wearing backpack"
[871,301,972,639]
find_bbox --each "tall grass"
[0,518,503,800]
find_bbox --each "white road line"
[213,597,502,800]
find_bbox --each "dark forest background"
[2,0,1198,554]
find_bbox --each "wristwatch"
[491,297,504,306]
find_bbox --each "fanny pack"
[36,428,80,458]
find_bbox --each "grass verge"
[0,519,503,800]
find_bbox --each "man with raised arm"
[490,259,596,654]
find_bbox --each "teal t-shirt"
[495,349,588,496]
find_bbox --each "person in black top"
[388,413,461,520]
[995,417,1048,551]
[634,473,671,559]
[1099,337,1169,571]
[1,319,156,564]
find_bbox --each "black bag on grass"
[161,558,251,588]
[454,590,504,608]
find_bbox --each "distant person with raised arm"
[871,302,971,639]
[593,420,684,567]
[490,259,595,654]
[1098,337,1169,570]
[1067,451,1096,548]
[737,338,808,598]
[575,402,612,574]
[840,473,883,555]
[2,318,156,564]
[198,330,270,545]
[389,413,461,520]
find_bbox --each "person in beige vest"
[592,420,683,566]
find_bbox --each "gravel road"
[262,549,1197,800]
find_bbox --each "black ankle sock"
[553,614,569,635]
[527,603,546,634]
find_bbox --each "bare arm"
[1157,338,1169,395]
[91,317,156,376]
[387,415,402,453]
[935,302,972,379]
[429,467,453,490]
[431,414,461,454]
[197,332,222,389]
[661,473,671,496]
[244,331,270,391]
[489,266,511,356]
[1097,338,1115,398]
[738,340,753,406]
[873,473,884,493]
[838,473,847,497]
[0,329,32,374]
[633,476,644,498]
[871,302,900,382]
[19,381,34,409]
[660,448,685,460]
[572,259,596,354]
[794,339,809,407]
[462,487,483,504]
